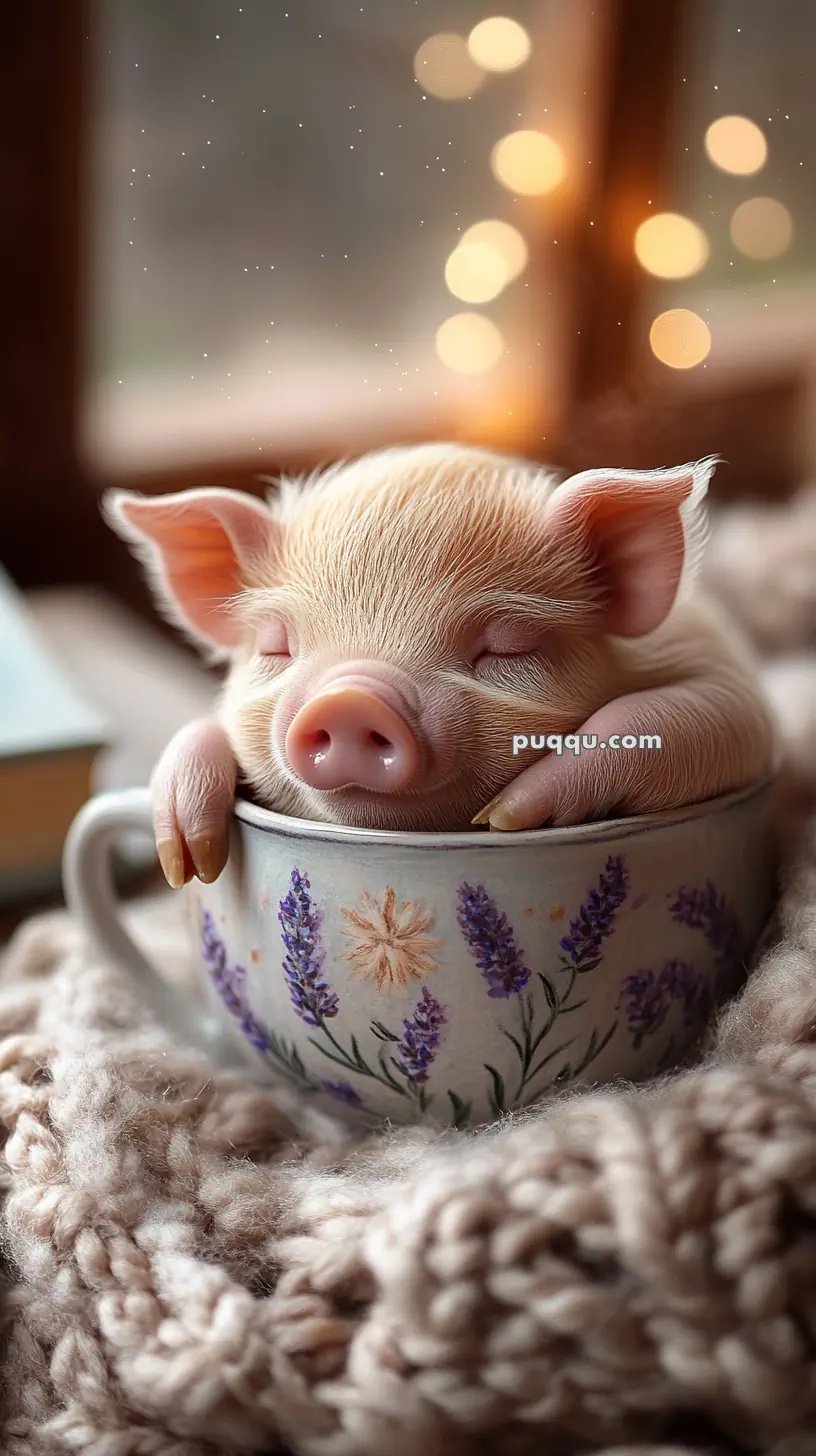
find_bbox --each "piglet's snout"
[285,680,420,792]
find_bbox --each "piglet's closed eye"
[102,487,278,660]
[542,459,715,637]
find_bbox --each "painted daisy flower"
[340,887,443,994]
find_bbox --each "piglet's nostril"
[310,729,331,752]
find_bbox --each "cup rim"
[233,769,777,848]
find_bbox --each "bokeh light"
[490,130,566,195]
[460,218,529,282]
[467,17,532,72]
[649,309,711,369]
[704,115,767,175]
[435,313,505,372]
[730,196,793,259]
[444,241,508,302]
[412,33,485,99]
[634,212,709,278]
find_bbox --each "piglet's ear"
[542,458,716,637]
[102,487,278,657]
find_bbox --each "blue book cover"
[0,564,111,760]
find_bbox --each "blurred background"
[1,0,814,919]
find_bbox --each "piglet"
[104,442,776,889]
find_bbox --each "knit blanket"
[3,490,816,1456]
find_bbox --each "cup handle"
[62,786,242,1066]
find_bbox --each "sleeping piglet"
[104,442,776,889]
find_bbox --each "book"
[0,564,111,905]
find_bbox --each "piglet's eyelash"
[473,647,537,665]
[473,631,546,662]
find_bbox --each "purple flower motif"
[241,1011,274,1056]
[618,957,706,1047]
[395,986,447,1087]
[659,957,706,1019]
[278,867,340,1026]
[201,910,272,1053]
[618,968,665,1032]
[202,909,244,1009]
[560,855,630,969]
[320,1079,364,1108]
[457,883,531,998]
[669,882,743,977]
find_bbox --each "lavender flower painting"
[456,884,531,999]
[202,909,319,1091]
[367,984,452,1114]
[560,855,630,978]
[457,856,627,1115]
[393,986,447,1113]
[669,881,745,997]
[395,986,447,1085]
[614,879,742,1067]
[278,868,340,1026]
[618,958,708,1050]
[320,1079,365,1109]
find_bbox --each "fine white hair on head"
[260,442,562,528]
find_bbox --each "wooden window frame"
[1,0,804,620]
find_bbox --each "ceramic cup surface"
[62,778,777,1129]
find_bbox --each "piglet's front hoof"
[150,718,237,889]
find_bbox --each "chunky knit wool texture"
[4,493,816,1456]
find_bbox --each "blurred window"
[636,0,816,383]
[84,0,598,472]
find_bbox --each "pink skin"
[103,446,776,887]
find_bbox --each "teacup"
[62,777,777,1129]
